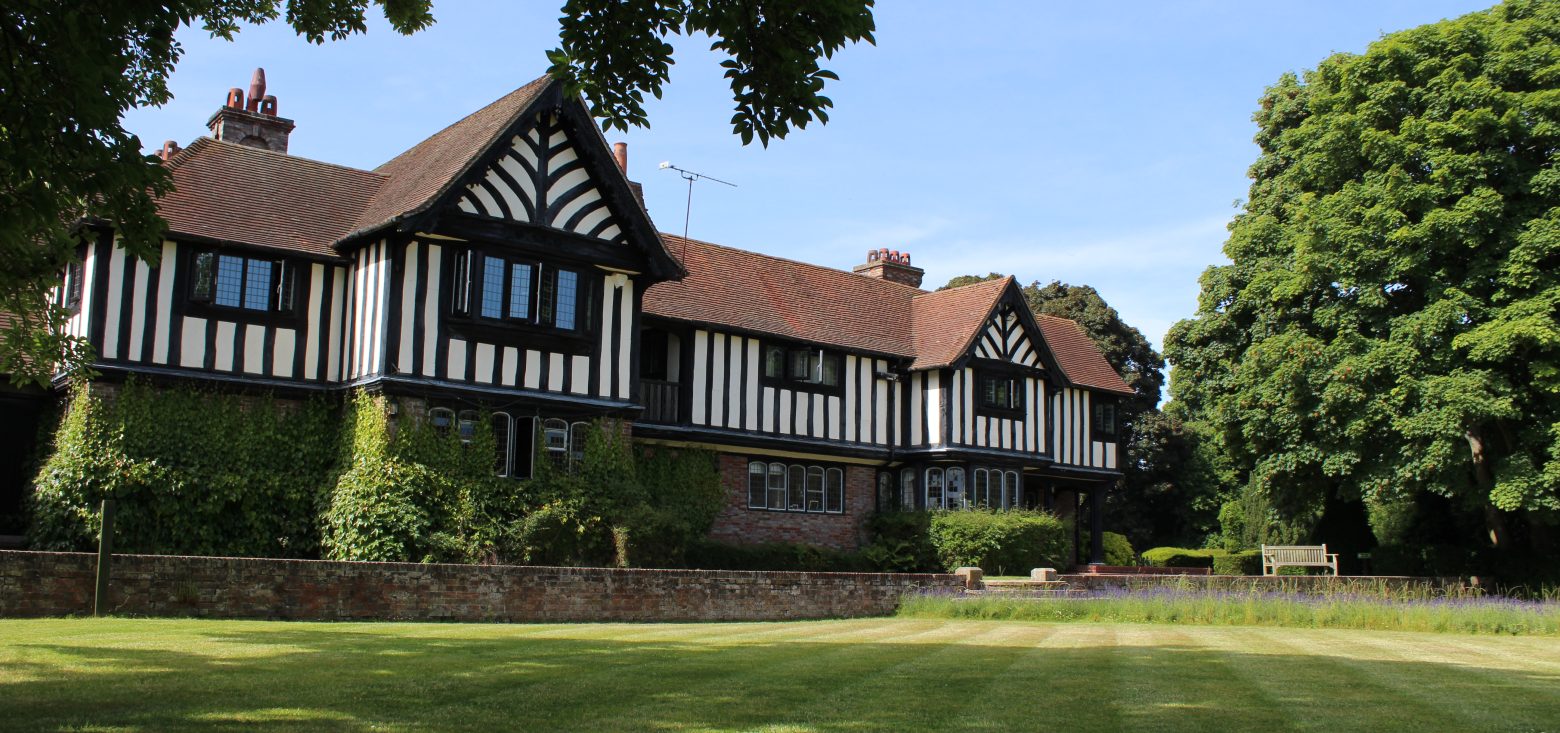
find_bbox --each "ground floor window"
[746,460,845,513]
[971,468,1022,509]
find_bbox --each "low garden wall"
[0,551,960,622]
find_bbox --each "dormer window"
[977,370,1023,415]
[1092,399,1118,439]
[451,250,583,332]
[762,343,842,391]
[189,251,294,313]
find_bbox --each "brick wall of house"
[705,454,876,550]
[0,551,958,622]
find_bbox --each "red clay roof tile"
[1036,314,1135,395]
[157,138,384,257]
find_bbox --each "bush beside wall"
[29,382,337,558]
[927,510,1069,575]
[1142,547,1219,569]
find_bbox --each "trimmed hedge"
[1212,550,1262,576]
[684,539,867,572]
[928,510,1068,575]
[1142,547,1219,569]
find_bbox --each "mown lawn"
[3,617,1559,732]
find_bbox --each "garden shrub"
[928,509,1068,575]
[1142,546,1218,569]
[1079,530,1137,566]
[684,539,867,572]
[29,381,337,557]
[1212,550,1262,575]
[322,393,513,563]
[860,510,938,573]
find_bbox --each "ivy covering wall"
[28,381,724,567]
[29,381,337,557]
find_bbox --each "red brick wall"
[0,551,960,622]
[705,454,875,550]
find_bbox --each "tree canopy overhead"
[548,0,876,146]
[1,1,877,385]
[1165,0,1560,557]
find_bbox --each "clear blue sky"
[123,0,1497,362]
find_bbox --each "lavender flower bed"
[899,584,1560,635]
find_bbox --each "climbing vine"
[29,379,337,557]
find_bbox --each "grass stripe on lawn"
[4,618,1559,732]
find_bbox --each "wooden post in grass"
[94,499,115,617]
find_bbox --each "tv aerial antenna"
[659,161,737,240]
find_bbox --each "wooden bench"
[1261,545,1339,576]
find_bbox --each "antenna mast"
[659,162,737,240]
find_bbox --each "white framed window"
[1004,471,1022,509]
[456,410,480,443]
[767,462,787,509]
[973,469,992,509]
[825,468,844,513]
[748,462,768,508]
[429,407,455,434]
[492,412,512,476]
[542,418,569,466]
[746,459,846,514]
[569,421,590,465]
[900,467,917,510]
[946,467,966,510]
[805,466,825,511]
[925,467,945,509]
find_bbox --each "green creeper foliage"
[547,0,876,146]
[29,380,338,556]
[0,1,434,386]
[1165,1,1560,560]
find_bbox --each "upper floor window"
[1092,400,1118,439]
[979,372,1022,412]
[190,251,295,313]
[63,260,84,312]
[452,250,582,331]
[762,344,842,390]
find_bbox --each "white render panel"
[474,343,495,384]
[179,317,205,368]
[153,241,176,365]
[524,350,542,390]
[242,323,264,374]
[273,328,296,378]
[101,245,125,359]
[691,330,708,426]
[213,321,235,372]
[570,355,589,394]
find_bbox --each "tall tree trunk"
[1465,427,1506,549]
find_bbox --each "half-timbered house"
[27,70,1134,563]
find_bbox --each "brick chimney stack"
[207,68,295,153]
[853,248,925,288]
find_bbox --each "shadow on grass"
[2,621,1558,732]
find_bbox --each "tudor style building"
[34,70,1133,563]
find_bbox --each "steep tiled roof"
[644,240,1133,395]
[155,75,554,256]
[1036,315,1135,395]
[351,75,551,237]
[157,138,384,256]
[645,236,918,357]
[907,277,1011,370]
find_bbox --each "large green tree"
[1,0,875,386]
[943,275,1219,547]
[1165,0,1560,567]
